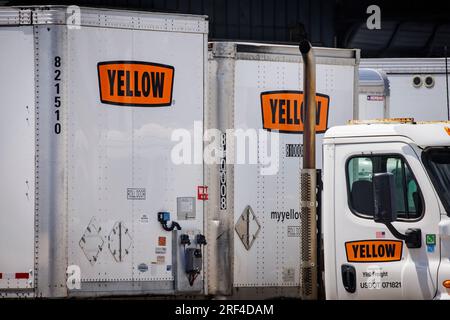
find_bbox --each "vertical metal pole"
[299,40,318,300]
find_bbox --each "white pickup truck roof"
[325,120,450,147]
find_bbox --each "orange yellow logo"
[98,61,174,106]
[260,90,330,133]
[345,240,403,263]
[445,126,450,136]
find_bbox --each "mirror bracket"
[385,223,422,249]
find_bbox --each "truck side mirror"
[372,172,421,249]
[373,172,397,223]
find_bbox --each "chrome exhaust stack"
[299,40,318,300]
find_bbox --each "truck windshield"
[422,148,450,215]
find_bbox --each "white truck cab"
[322,119,450,299]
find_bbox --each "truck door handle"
[341,264,356,293]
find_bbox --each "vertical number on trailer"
[219,132,227,210]
[54,56,62,134]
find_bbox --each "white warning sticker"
[155,247,167,254]
[140,214,149,223]
[127,188,146,200]
[287,226,300,237]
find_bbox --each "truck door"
[334,141,441,299]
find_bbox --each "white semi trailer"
[0,6,208,298]
[1,6,450,300]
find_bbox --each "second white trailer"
[206,42,359,298]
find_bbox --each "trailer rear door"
[0,26,35,295]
